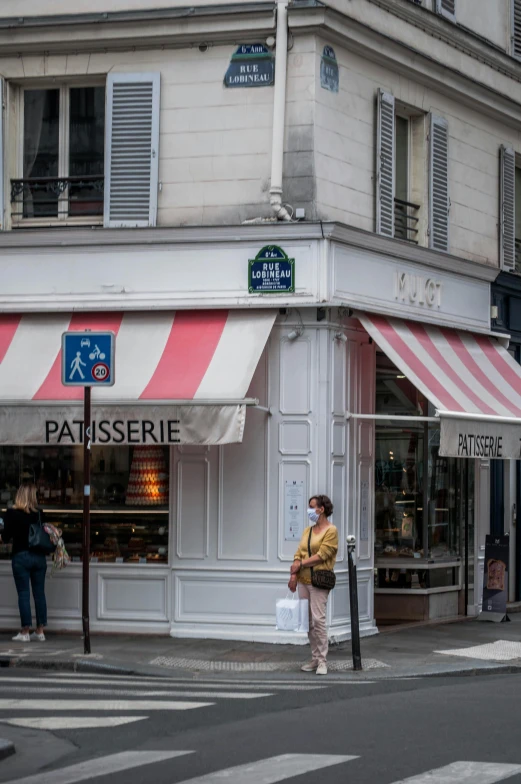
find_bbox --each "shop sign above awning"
[358,313,521,459]
[0,310,276,446]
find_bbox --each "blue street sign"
[62,331,115,387]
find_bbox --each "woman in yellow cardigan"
[288,494,338,675]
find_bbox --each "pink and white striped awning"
[0,310,275,403]
[0,310,275,446]
[359,313,521,458]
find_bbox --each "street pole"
[82,385,91,655]
[347,535,362,671]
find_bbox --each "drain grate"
[148,656,389,672]
[435,640,521,662]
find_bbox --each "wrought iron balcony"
[11,175,104,220]
[394,197,420,243]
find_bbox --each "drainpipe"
[270,1,291,221]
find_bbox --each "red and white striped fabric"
[359,313,521,419]
[0,310,276,402]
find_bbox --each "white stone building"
[0,0,520,639]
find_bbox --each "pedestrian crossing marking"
[169,753,358,784]
[0,699,213,712]
[390,761,521,783]
[2,750,193,784]
[0,686,272,700]
[0,716,148,730]
[0,675,327,691]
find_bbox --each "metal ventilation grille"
[500,146,516,272]
[376,91,395,237]
[513,0,521,59]
[429,116,449,252]
[108,81,155,224]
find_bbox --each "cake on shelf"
[125,447,169,507]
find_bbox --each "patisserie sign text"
[457,433,503,458]
[45,419,180,445]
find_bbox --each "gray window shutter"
[0,78,4,231]
[104,73,160,228]
[435,0,456,20]
[512,0,521,59]
[500,145,516,272]
[376,90,395,238]
[429,114,449,252]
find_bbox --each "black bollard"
[347,535,362,671]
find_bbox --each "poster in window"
[479,535,510,623]
[285,480,305,541]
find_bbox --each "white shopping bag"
[276,593,309,632]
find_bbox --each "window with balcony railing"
[11,85,105,223]
[393,113,420,243]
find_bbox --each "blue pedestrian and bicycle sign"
[62,331,115,386]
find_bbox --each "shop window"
[0,445,169,565]
[11,85,105,224]
[374,351,471,593]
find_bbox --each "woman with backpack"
[1,483,48,642]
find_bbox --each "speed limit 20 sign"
[61,331,115,387]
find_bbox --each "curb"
[2,655,521,681]
[0,739,15,761]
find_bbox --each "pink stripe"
[440,328,521,417]
[141,310,228,400]
[369,315,464,412]
[0,314,22,364]
[34,313,123,401]
[473,333,521,408]
[413,324,497,416]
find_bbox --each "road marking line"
[1,676,325,691]
[0,699,213,711]
[2,750,193,784]
[0,716,148,730]
[170,753,357,784]
[390,761,521,783]
[0,686,271,700]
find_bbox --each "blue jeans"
[12,551,47,629]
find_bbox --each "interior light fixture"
[396,375,406,379]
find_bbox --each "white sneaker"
[316,663,328,675]
[12,633,30,643]
[30,632,46,642]
[300,661,318,672]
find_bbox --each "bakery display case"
[0,444,169,564]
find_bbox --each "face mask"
[307,508,320,524]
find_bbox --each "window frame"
[13,77,105,228]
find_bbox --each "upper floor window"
[376,91,449,251]
[512,0,521,60]
[8,73,160,229]
[13,85,105,222]
[499,145,521,273]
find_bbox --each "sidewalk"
[2,615,521,679]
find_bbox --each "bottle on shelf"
[64,470,74,504]
[37,461,50,505]
[51,469,63,504]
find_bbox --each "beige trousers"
[298,583,330,665]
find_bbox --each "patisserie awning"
[0,309,276,446]
[358,312,521,459]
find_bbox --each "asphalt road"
[0,669,520,783]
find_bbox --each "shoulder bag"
[307,527,336,591]
[28,512,56,555]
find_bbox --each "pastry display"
[487,558,506,591]
[126,447,169,507]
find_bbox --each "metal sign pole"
[347,535,362,671]
[82,385,91,655]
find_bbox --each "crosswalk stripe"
[2,750,193,784]
[0,686,271,700]
[0,717,148,730]
[169,753,357,784]
[390,761,521,783]
[1,675,326,691]
[47,673,331,687]
[0,699,213,711]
